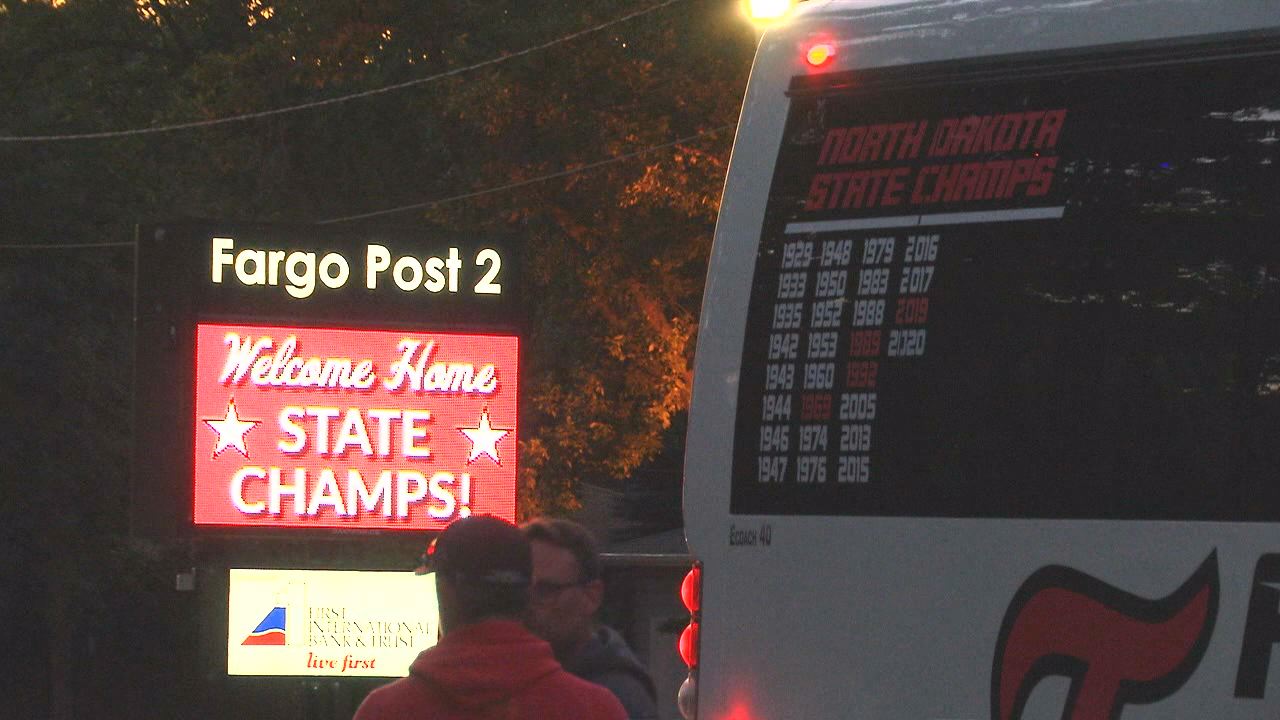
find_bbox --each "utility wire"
[0,241,135,249]
[318,123,735,224]
[0,0,685,143]
[0,122,737,247]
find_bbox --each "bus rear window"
[731,42,1280,521]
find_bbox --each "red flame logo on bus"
[992,552,1218,720]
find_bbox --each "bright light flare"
[743,0,795,23]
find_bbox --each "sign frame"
[133,222,526,539]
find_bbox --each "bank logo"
[992,552,1218,720]
[242,606,287,646]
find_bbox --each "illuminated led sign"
[133,223,523,538]
[227,568,439,677]
[194,323,518,529]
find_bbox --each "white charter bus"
[682,1,1280,718]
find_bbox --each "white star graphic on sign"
[203,398,260,458]
[459,409,510,465]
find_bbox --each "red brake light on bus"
[677,562,704,718]
[679,621,701,668]
[681,565,702,613]
[806,42,835,67]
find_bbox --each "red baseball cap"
[414,515,531,587]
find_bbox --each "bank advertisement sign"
[194,323,518,530]
[227,568,438,677]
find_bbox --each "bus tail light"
[679,621,701,667]
[678,562,703,719]
[681,563,702,614]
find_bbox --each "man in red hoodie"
[353,515,627,720]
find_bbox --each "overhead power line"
[0,241,135,249]
[0,0,686,143]
[318,123,736,224]
[0,122,737,247]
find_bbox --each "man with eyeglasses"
[353,515,626,720]
[522,518,659,720]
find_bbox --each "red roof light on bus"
[806,42,836,67]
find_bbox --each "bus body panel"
[685,1,1280,718]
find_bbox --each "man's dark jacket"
[563,625,659,720]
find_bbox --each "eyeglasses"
[531,578,585,601]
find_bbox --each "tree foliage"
[4,0,754,507]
